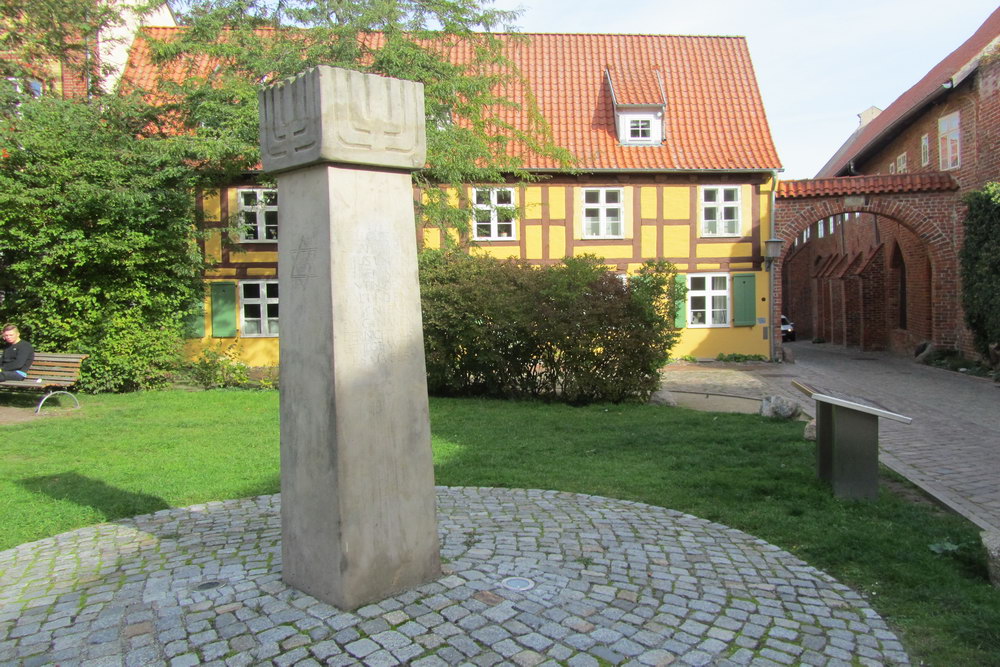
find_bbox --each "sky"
[488,0,998,179]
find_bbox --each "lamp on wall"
[764,237,784,268]
[764,237,784,362]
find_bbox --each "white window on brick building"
[938,112,960,170]
[920,134,930,166]
[238,189,278,241]
[896,152,907,174]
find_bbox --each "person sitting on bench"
[0,324,35,381]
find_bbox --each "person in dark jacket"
[0,324,34,381]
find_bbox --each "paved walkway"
[661,342,1000,532]
[0,488,907,666]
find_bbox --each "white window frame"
[582,188,624,239]
[240,280,279,337]
[700,186,741,237]
[687,274,730,328]
[938,112,960,170]
[472,187,517,241]
[888,162,896,175]
[896,152,907,174]
[920,134,930,166]
[617,111,661,145]
[238,188,278,242]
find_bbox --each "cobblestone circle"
[0,487,909,666]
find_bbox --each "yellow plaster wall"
[640,225,658,258]
[525,225,543,259]
[663,226,690,257]
[242,251,279,263]
[696,242,752,258]
[184,338,280,366]
[671,327,768,359]
[549,226,566,259]
[640,187,658,219]
[548,187,566,220]
[423,228,442,249]
[573,245,631,259]
[473,245,521,260]
[202,190,221,221]
[524,187,543,220]
[663,187,690,219]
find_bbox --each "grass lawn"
[1,389,998,665]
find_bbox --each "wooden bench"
[0,353,89,413]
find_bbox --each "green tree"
[960,182,1000,362]
[0,94,205,391]
[0,0,157,98]
[143,0,573,232]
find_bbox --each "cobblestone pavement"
[0,487,908,666]
[662,342,1000,532]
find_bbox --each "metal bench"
[0,353,89,413]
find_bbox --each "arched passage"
[773,174,967,355]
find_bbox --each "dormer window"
[630,119,651,140]
[617,111,662,146]
[605,66,666,147]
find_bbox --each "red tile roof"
[816,7,1000,178]
[776,172,958,199]
[123,29,781,172]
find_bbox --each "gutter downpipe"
[768,170,779,363]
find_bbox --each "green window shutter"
[674,273,687,328]
[733,273,756,327]
[211,282,238,338]
[183,299,206,338]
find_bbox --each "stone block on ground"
[648,389,677,407]
[759,395,800,420]
[983,531,1000,588]
[803,419,817,441]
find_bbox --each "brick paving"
[0,488,908,666]
[661,342,1000,532]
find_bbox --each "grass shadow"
[18,471,171,521]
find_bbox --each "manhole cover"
[195,580,223,591]
[500,577,535,592]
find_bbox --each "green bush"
[185,344,252,390]
[960,183,1000,358]
[419,251,682,403]
[75,313,183,393]
[716,353,768,362]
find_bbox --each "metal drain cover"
[500,577,535,592]
[195,580,223,591]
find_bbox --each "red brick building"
[774,7,1000,358]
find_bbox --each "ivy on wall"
[960,182,1000,358]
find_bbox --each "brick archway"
[773,173,967,354]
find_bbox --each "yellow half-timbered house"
[124,30,782,365]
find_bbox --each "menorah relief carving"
[259,66,427,173]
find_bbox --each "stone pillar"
[259,66,440,610]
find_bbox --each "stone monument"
[259,66,441,610]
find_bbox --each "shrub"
[419,251,682,403]
[186,344,252,389]
[75,313,183,393]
